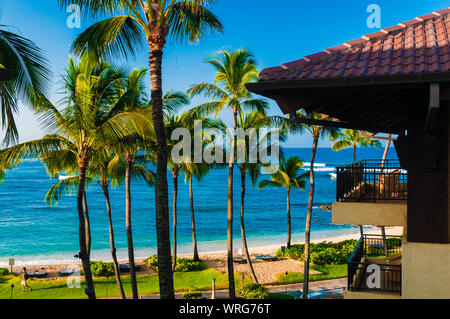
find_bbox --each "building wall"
[332,202,405,226]
[402,242,450,299]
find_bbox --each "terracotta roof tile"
[259,9,450,82]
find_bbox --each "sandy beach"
[7,226,403,284]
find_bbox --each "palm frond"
[131,164,155,187]
[57,0,125,17]
[45,176,81,206]
[258,179,282,189]
[0,136,65,170]
[0,27,52,144]
[166,1,223,43]
[71,16,146,60]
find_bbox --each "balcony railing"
[336,159,407,202]
[348,234,402,294]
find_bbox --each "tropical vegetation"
[188,49,268,298]
[258,155,309,248]
[0,2,393,301]
[57,0,223,300]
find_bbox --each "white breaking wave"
[303,162,326,167]
[302,167,336,172]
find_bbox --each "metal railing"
[336,159,407,202]
[348,235,402,294]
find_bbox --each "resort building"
[248,8,450,299]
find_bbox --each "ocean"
[0,147,398,266]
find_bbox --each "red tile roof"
[259,8,450,82]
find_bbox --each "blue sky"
[1,0,448,147]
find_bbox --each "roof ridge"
[279,7,450,70]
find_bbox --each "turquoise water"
[0,147,398,266]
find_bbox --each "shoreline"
[1,226,403,268]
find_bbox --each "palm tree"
[331,129,382,236]
[235,111,273,283]
[97,151,155,299]
[180,117,223,262]
[58,0,223,299]
[293,111,339,299]
[380,133,392,256]
[0,56,151,299]
[182,161,209,262]
[40,147,95,257]
[179,116,222,262]
[0,21,51,145]
[331,129,381,163]
[44,148,155,299]
[111,68,154,299]
[188,49,267,298]
[258,155,309,248]
[143,91,190,272]
[164,110,192,272]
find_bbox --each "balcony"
[346,235,402,298]
[336,160,407,202]
[332,160,407,227]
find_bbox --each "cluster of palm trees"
[0,44,280,299]
[0,0,387,300]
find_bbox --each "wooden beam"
[289,116,400,134]
[368,133,397,141]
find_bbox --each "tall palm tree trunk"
[240,169,258,283]
[149,46,175,299]
[190,176,199,262]
[353,144,364,236]
[125,156,138,299]
[287,188,291,248]
[227,109,238,299]
[77,157,95,299]
[172,171,178,272]
[83,192,91,256]
[380,134,392,256]
[302,133,319,299]
[102,183,126,299]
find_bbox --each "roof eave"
[247,72,450,95]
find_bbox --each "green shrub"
[143,256,207,272]
[0,268,9,276]
[143,255,159,271]
[90,261,115,277]
[175,258,207,272]
[239,282,269,299]
[276,244,304,259]
[276,240,357,265]
[182,291,203,299]
[311,247,348,265]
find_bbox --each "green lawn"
[0,264,348,299]
[0,269,228,299]
[272,264,347,285]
